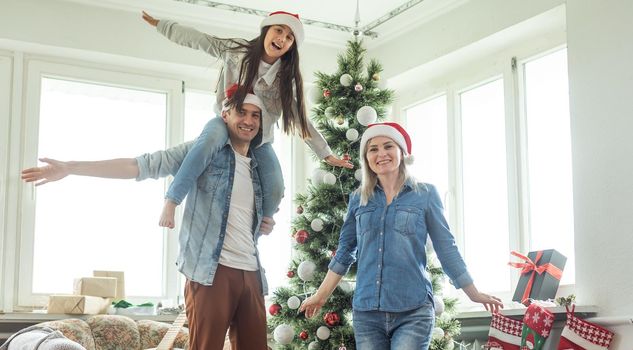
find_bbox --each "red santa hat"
[222,83,263,112]
[359,122,414,165]
[260,11,304,47]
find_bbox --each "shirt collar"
[259,59,280,86]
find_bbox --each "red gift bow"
[508,251,563,304]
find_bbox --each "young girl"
[142,11,353,229]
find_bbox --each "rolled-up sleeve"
[328,193,359,275]
[425,184,474,289]
[135,142,192,181]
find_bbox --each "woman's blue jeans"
[166,116,284,218]
[352,301,435,350]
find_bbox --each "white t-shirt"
[218,149,258,271]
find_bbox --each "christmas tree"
[267,39,462,350]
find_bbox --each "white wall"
[567,0,633,322]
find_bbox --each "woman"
[300,122,503,349]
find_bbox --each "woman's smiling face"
[365,136,403,176]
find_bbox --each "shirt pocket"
[197,166,224,193]
[354,206,376,235]
[394,205,424,236]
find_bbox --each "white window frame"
[18,59,184,307]
[398,37,574,307]
[0,55,13,312]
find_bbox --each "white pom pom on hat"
[260,11,304,47]
[359,122,414,165]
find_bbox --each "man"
[22,89,274,350]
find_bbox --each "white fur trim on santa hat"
[260,11,304,47]
[222,93,264,113]
[359,122,414,164]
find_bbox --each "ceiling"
[64,0,468,47]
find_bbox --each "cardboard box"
[48,295,110,314]
[73,277,117,298]
[510,249,566,303]
[93,270,125,301]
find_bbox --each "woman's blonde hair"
[359,137,416,206]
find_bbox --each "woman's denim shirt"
[329,181,473,312]
[135,140,268,294]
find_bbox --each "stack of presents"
[484,249,616,350]
[47,271,124,315]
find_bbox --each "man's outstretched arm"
[21,157,139,186]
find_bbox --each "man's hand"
[142,11,159,27]
[260,216,276,235]
[21,158,70,186]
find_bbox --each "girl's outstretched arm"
[21,157,139,186]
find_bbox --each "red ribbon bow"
[508,250,563,304]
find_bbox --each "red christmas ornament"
[324,312,340,327]
[299,330,309,340]
[330,249,337,257]
[323,89,331,98]
[295,230,309,244]
[296,205,304,214]
[287,270,295,278]
[342,154,351,161]
[268,303,282,316]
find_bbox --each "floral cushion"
[36,315,189,350]
[137,319,188,350]
[40,318,96,350]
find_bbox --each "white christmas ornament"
[354,169,363,182]
[322,172,336,185]
[337,280,354,293]
[431,327,445,340]
[324,106,335,118]
[311,218,324,232]
[308,341,320,350]
[316,326,331,340]
[445,340,455,350]
[356,106,377,126]
[339,73,353,87]
[287,295,301,309]
[311,168,326,186]
[273,324,295,345]
[297,260,317,281]
[433,295,445,316]
[308,86,322,104]
[346,128,359,141]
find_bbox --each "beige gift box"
[93,270,125,301]
[47,295,110,314]
[73,277,117,298]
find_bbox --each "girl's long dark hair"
[222,27,310,139]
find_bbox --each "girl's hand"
[325,155,353,169]
[142,11,159,27]
[299,294,327,318]
[21,158,69,186]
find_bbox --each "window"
[402,48,574,304]
[20,61,182,307]
[521,48,574,284]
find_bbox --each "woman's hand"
[142,11,159,27]
[299,294,327,318]
[325,155,353,169]
[462,284,504,313]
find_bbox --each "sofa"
[36,315,189,350]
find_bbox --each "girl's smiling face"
[366,136,403,177]
[262,25,295,64]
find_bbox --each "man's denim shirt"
[329,181,473,312]
[135,140,268,294]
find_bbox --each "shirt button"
[376,281,380,284]
[378,248,382,252]
[380,232,383,235]
[378,264,381,268]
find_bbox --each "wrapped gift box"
[510,249,566,303]
[73,277,117,298]
[48,295,110,314]
[93,270,125,301]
